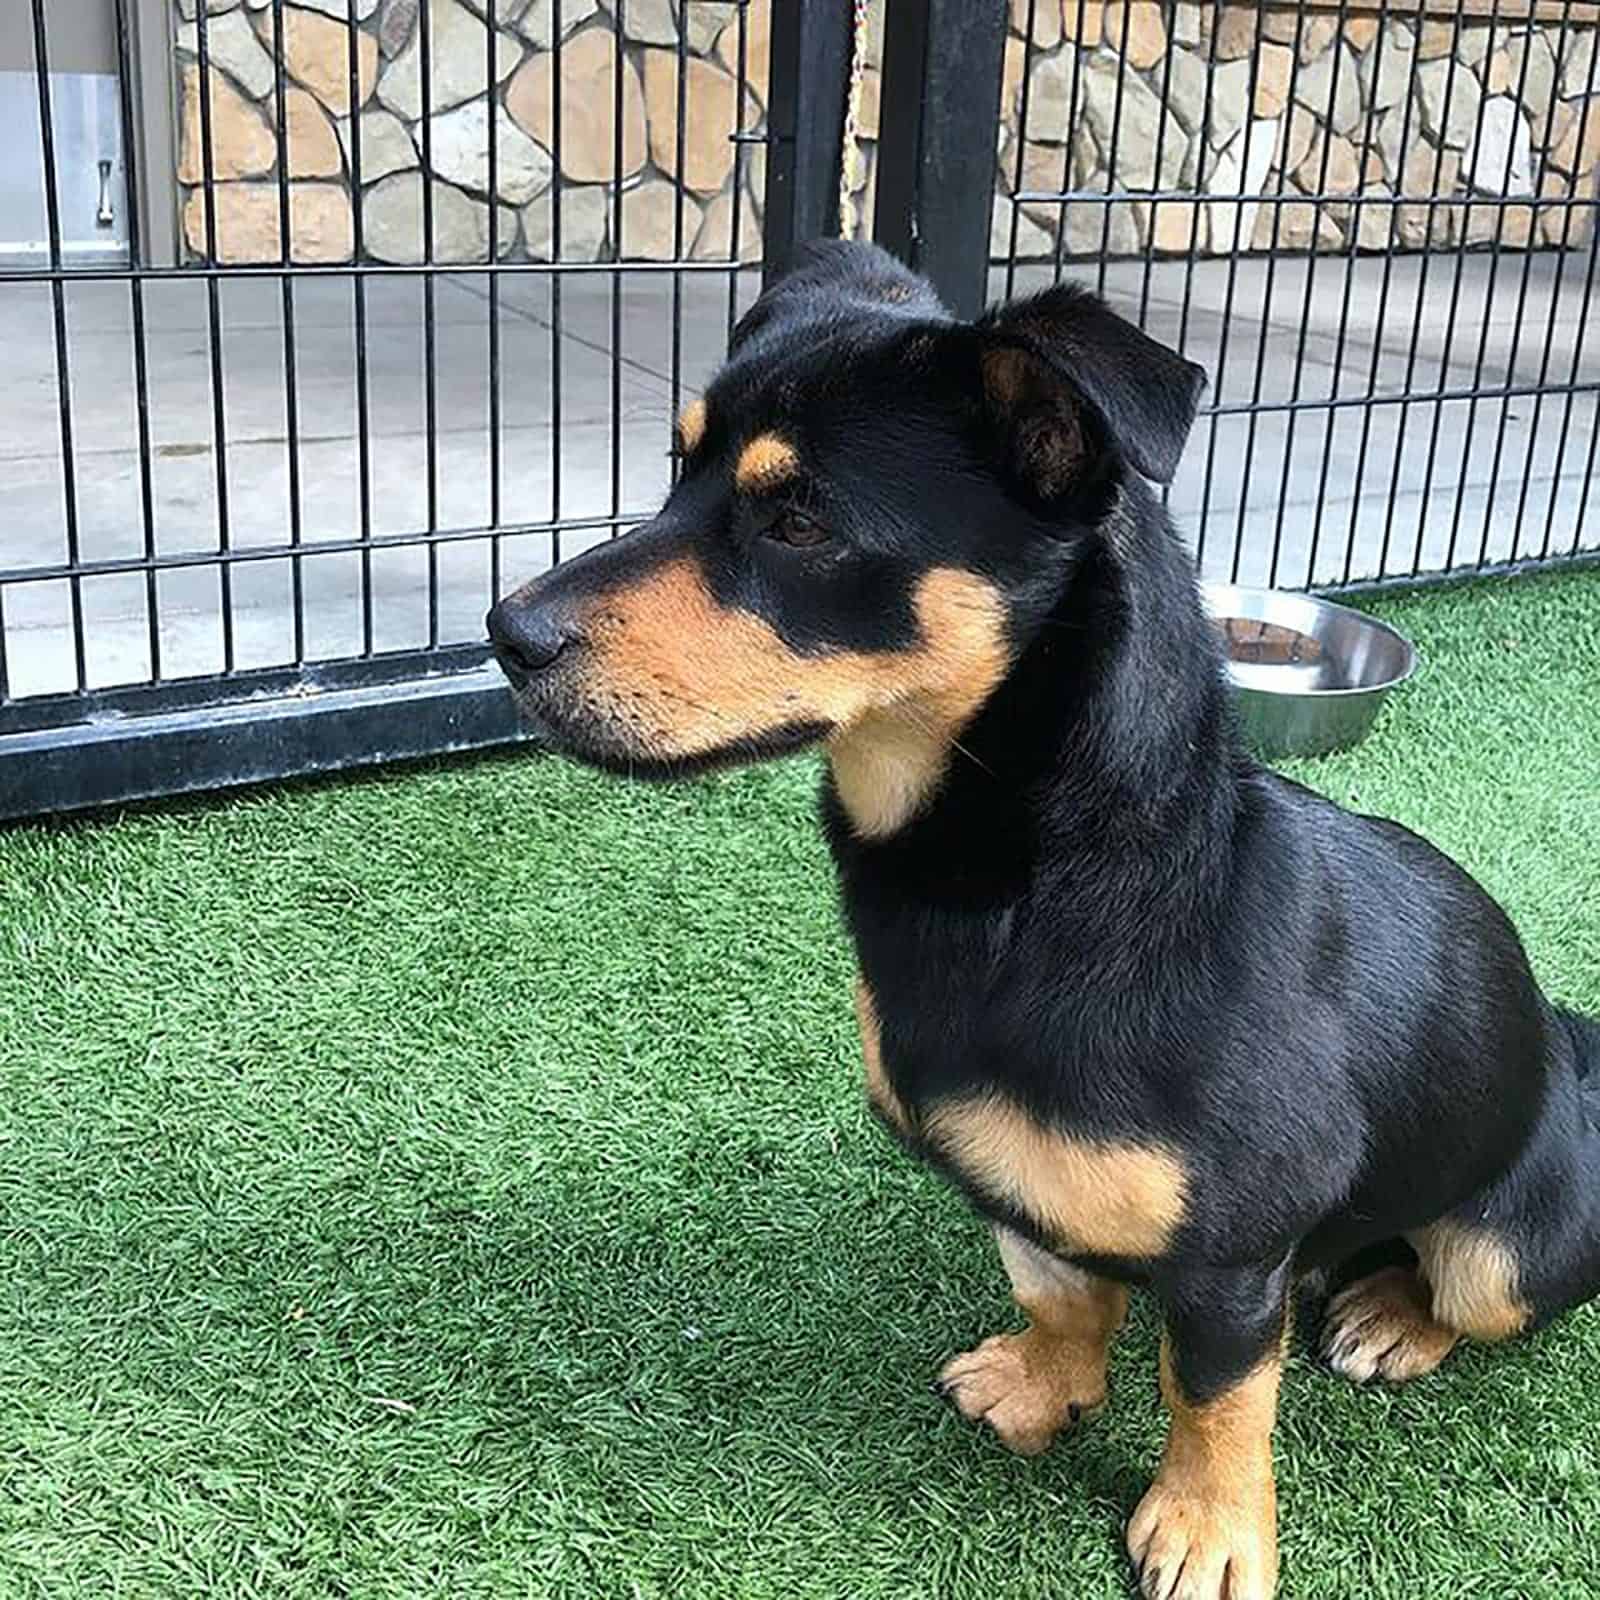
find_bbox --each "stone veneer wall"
[995,1,1600,258]
[172,0,809,265]
[174,0,1593,266]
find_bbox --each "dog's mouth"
[500,661,831,781]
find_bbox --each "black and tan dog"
[487,241,1600,1600]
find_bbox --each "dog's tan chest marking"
[850,988,1187,1259]
[827,570,1008,839]
[829,712,953,842]
[676,397,707,456]
[922,1095,1188,1260]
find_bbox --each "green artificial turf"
[1,567,1598,1599]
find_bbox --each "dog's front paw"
[1126,1477,1277,1600]
[935,1330,1103,1456]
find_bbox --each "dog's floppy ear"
[975,283,1207,491]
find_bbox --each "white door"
[0,2,129,266]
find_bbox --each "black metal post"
[762,0,854,287]
[874,0,1007,319]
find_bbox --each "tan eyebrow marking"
[735,432,799,493]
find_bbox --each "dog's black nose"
[487,599,570,680]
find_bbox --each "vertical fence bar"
[1194,1,1269,576]
[113,0,162,684]
[1376,4,1468,579]
[869,0,928,281]
[31,0,89,693]
[550,13,565,567]
[276,0,305,664]
[1261,0,1357,590]
[193,4,236,674]
[1093,2,1137,300]
[1340,8,1430,584]
[764,0,852,287]
[727,0,752,343]
[1532,43,1600,558]
[1293,0,1399,589]
[669,6,690,485]
[1429,1,1514,570]
[609,0,626,532]
[1413,0,1526,575]
[1232,0,1326,588]
[1567,233,1600,549]
[1135,21,1184,329]
[1549,59,1600,557]
[875,0,1004,316]
[347,2,374,656]
[420,0,441,643]
[1447,0,1546,569]
[488,0,503,597]
[1005,0,1042,303]
[1050,0,1094,287]
[1363,0,1470,584]
[1548,228,1600,560]
[1479,0,1580,566]
[1409,15,1514,578]
[1168,0,1224,442]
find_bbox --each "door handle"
[96,159,114,227]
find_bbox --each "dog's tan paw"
[1126,1478,1278,1600]
[1322,1265,1459,1386]
[935,1330,1102,1456]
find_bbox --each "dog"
[486,240,1600,1600]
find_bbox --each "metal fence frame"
[0,0,849,818]
[2,0,1597,820]
[966,0,1600,598]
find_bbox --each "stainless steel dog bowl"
[1201,584,1418,760]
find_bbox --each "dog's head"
[488,242,1205,830]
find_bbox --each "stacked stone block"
[174,0,774,263]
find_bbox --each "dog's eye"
[768,509,829,549]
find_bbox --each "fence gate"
[3,0,1597,821]
[0,0,849,819]
[906,0,1599,595]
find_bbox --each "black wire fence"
[0,0,797,814]
[989,0,1600,591]
[0,1,1595,818]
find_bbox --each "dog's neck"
[828,713,952,842]
[824,487,1241,909]
[828,691,993,841]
